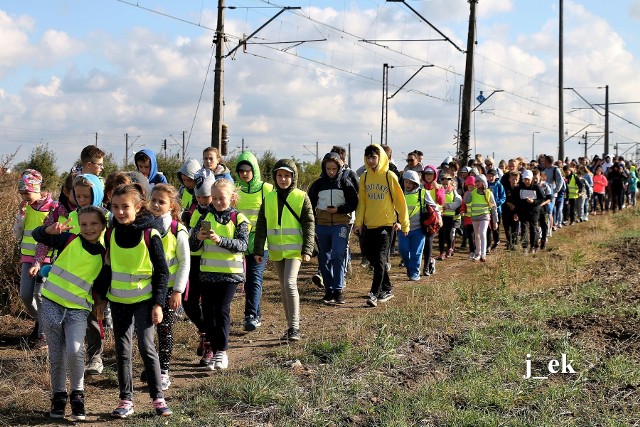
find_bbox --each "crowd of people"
[11,142,638,421]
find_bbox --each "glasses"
[406,159,416,163]
[90,162,104,168]
[440,178,451,181]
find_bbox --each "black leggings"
[157,291,176,372]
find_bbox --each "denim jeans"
[554,193,564,225]
[316,225,349,291]
[244,250,268,319]
[398,228,425,278]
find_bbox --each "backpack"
[418,191,441,235]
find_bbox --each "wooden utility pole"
[558,0,564,161]
[211,0,225,150]
[604,84,609,155]
[458,0,477,165]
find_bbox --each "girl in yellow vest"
[437,173,462,260]
[463,174,498,262]
[96,183,172,418]
[149,184,190,389]
[254,159,315,341]
[32,206,109,421]
[12,169,57,349]
[189,179,249,370]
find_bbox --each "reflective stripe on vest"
[470,190,490,216]
[442,191,460,218]
[265,189,305,261]
[404,190,425,219]
[568,175,579,199]
[42,237,101,311]
[107,228,157,304]
[200,212,247,273]
[21,205,51,256]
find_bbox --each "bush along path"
[1,208,640,425]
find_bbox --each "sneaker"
[286,328,301,342]
[85,358,103,375]
[485,247,491,255]
[472,255,481,262]
[468,252,476,260]
[322,290,335,304]
[311,273,324,288]
[428,258,436,275]
[436,253,445,261]
[378,291,394,303]
[111,400,134,419]
[446,249,454,258]
[334,289,345,304]
[152,398,172,417]
[243,315,261,332]
[196,332,207,356]
[490,241,500,250]
[423,267,430,277]
[200,346,214,367]
[33,334,48,350]
[49,392,67,419]
[386,262,391,272]
[366,292,378,307]
[360,258,370,268]
[70,390,85,421]
[409,274,420,281]
[213,351,229,370]
[160,372,171,391]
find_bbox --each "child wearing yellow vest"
[254,159,315,341]
[32,206,109,421]
[189,179,249,370]
[13,169,57,349]
[95,183,172,418]
[149,184,190,389]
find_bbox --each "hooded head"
[464,175,476,189]
[72,173,104,208]
[363,144,389,175]
[272,158,298,193]
[322,152,344,178]
[235,151,263,192]
[135,149,160,182]
[475,174,488,189]
[194,168,216,197]
[402,170,421,193]
[177,159,201,183]
[422,164,439,188]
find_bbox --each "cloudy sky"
[1,0,640,172]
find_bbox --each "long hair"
[111,183,150,216]
[152,184,181,222]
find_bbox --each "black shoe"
[311,274,324,288]
[283,328,301,341]
[27,322,39,345]
[140,369,147,383]
[491,241,499,250]
[50,392,67,419]
[378,291,395,303]
[322,290,335,304]
[334,289,345,304]
[428,258,436,275]
[70,390,85,421]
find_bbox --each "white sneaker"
[472,255,481,262]
[213,351,228,370]
[468,252,475,260]
[160,372,171,390]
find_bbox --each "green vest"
[189,209,204,256]
[470,190,490,217]
[161,222,187,288]
[107,228,158,304]
[265,189,305,261]
[442,191,460,219]
[42,236,101,311]
[237,182,273,254]
[181,190,193,211]
[404,189,426,219]
[200,212,247,273]
[568,175,579,199]
[21,205,50,257]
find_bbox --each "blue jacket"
[136,149,168,186]
[488,180,506,214]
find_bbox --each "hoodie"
[308,152,359,226]
[97,213,169,307]
[253,158,315,258]
[422,164,446,206]
[355,144,409,232]
[211,163,233,183]
[73,174,105,208]
[136,149,168,186]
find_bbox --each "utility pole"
[315,141,319,162]
[241,137,245,152]
[95,132,98,147]
[381,63,390,145]
[558,0,565,161]
[211,0,225,150]
[582,131,588,158]
[182,131,186,161]
[125,133,128,165]
[458,0,477,165]
[348,143,352,167]
[604,84,609,155]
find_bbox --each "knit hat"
[403,170,421,186]
[464,176,476,187]
[194,168,216,197]
[19,169,42,193]
[522,170,533,180]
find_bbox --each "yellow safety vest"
[237,182,272,253]
[265,189,305,261]
[161,221,187,288]
[404,189,426,219]
[442,191,460,219]
[107,228,158,304]
[199,212,247,273]
[21,205,51,257]
[568,175,579,199]
[189,209,204,256]
[42,236,102,311]
[470,190,491,217]
[181,190,193,211]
